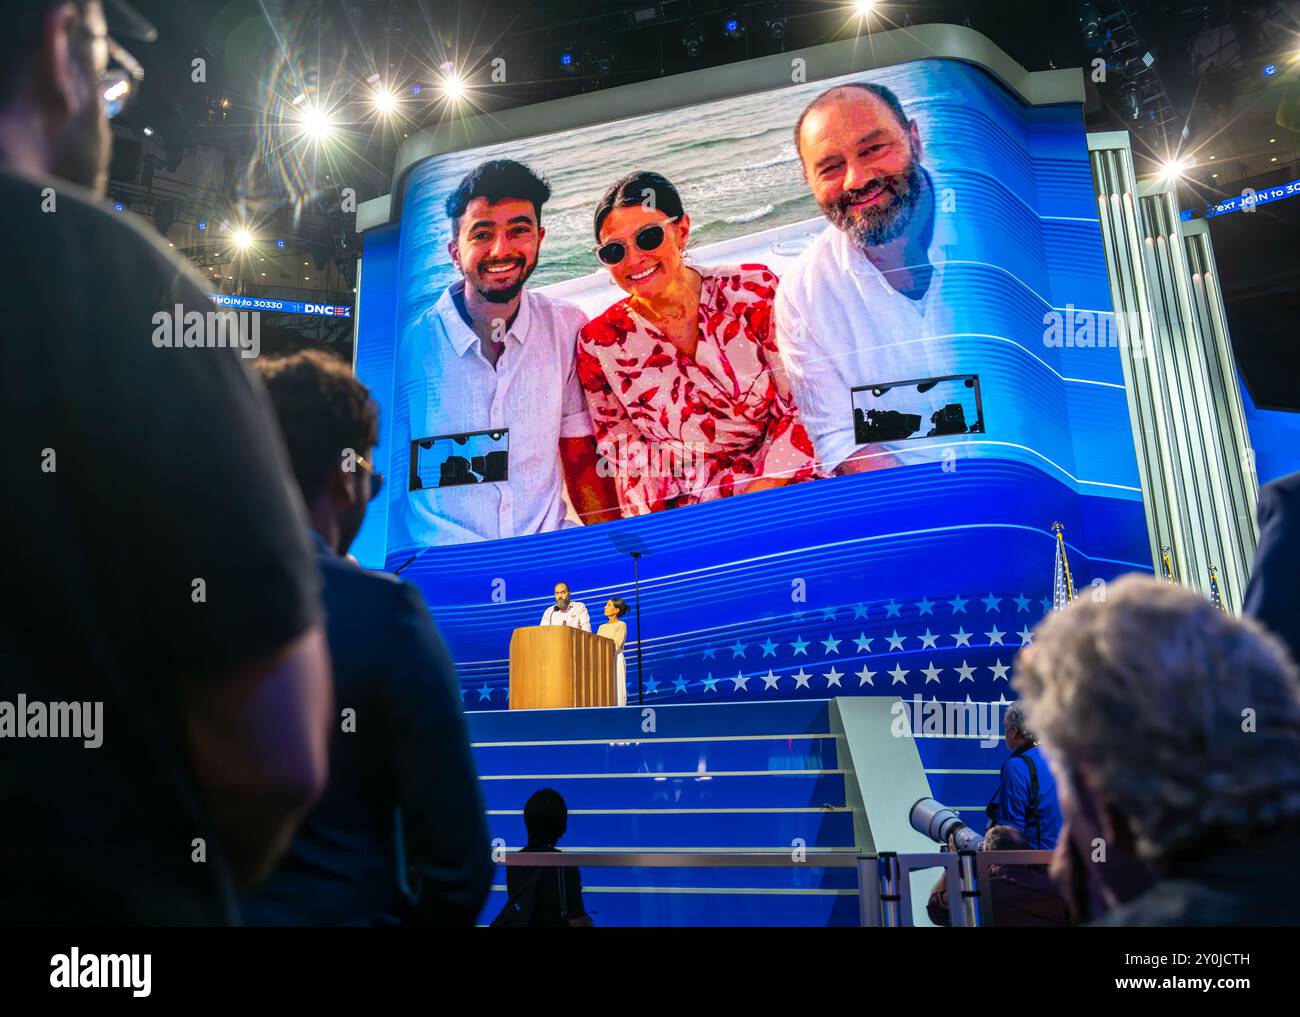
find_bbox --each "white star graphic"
[948,594,969,613]
[732,671,750,692]
[889,663,909,685]
[762,669,780,690]
[855,665,876,687]
[955,660,976,682]
[919,628,939,649]
[917,596,935,615]
[790,635,809,655]
[982,592,1002,612]
[821,633,842,654]
[792,668,812,689]
[884,599,902,618]
[887,629,906,651]
[1017,626,1034,646]
[951,626,972,648]
[989,659,1010,682]
[922,661,943,683]
[985,625,1005,646]
[853,632,873,652]
[823,667,843,688]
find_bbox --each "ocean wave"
[663,125,786,156]
[739,146,799,172]
[723,204,775,225]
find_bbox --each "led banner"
[207,293,353,318]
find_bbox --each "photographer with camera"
[987,701,1062,850]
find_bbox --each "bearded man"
[776,83,956,475]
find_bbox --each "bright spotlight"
[853,0,877,15]
[441,72,465,101]
[1159,156,1191,180]
[298,103,335,141]
[372,87,397,114]
[232,228,253,250]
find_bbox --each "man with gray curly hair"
[1015,574,1300,925]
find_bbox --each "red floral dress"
[576,263,817,515]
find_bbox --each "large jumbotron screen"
[354,56,1151,705]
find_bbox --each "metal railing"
[502,849,1057,927]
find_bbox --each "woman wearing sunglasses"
[576,171,817,516]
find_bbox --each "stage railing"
[503,849,1058,927]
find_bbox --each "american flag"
[1052,522,1075,611]
[1208,565,1224,611]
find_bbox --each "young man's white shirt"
[400,283,591,546]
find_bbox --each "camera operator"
[987,701,1062,850]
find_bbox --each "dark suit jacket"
[241,533,493,926]
[1244,470,1300,665]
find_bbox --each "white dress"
[597,620,628,706]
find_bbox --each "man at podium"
[540,582,591,631]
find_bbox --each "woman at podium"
[597,598,630,707]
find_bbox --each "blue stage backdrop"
[353,57,1150,707]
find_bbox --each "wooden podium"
[509,626,616,709]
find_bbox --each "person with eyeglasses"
[244,350,493,927]
[576,171,817,515]
[2,1,334,925]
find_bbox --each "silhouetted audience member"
[1245,470,1300,665]
[1016,574,1300,926]
[927,825,1069,927]
[1,0,331,924]
[241,351,493,926]
[495,788,592,927]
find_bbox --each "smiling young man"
[775,82,957,477]
[403,159,620,546]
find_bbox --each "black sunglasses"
[594,218,678,266]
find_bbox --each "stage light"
[365,72,381,84]
[298,103,335,142]
[142,126,153,136]
[232,228,253,250]
[723,12,745,39]
[440,69,465,102]
[291,92,307,106]
[114,202,124,212]
[559,49,578,74]
[276,239,286,249]
[1265,63,1277,77]
[853,0,877,16]
[682,22,704,58]
[410,83,422,95]
[372,86,397,114]
[1159,156,1191,180]
[197,220,207,231]
[765,12,788,40]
